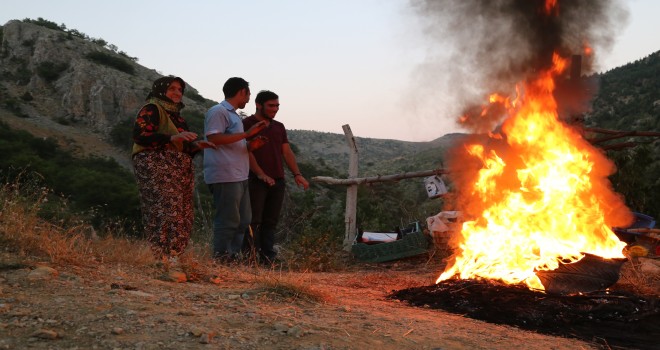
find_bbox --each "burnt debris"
[390,279,660,349]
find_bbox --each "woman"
[132,76,214,264]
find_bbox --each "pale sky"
[1,0,658,141]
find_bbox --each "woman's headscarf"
[146,76,186,111]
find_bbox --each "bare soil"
[0,250,610,350]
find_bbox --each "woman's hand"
[193,140,217,150]
[171,131,198,142]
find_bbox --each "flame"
[583,44,593,57]
[438,53,628,290]
[544,0,558,16]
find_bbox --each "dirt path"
[0,252,598,350]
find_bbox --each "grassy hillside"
[586,50,660,219]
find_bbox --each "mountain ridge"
[0,18,462,174]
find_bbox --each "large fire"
[437,53,630,290]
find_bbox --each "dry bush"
[278,229,347,272]
[617,254,660,296]
[249,270,330,303]
[1,180,158,267]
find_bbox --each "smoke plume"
[409,0,629,133]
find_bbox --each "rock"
[190,327,205,337]
[159,271,187,283]
[30,329,59,339]
[27,266,58,281]
[126,290,155,299]
[111,327,124,335]
[288,326,304,338]
[273,323,290,334]
[199,332,216,344]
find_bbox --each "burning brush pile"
[393,0,659,348]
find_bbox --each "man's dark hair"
[255,90,279,105]
[223,77,249,98]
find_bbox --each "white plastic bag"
[426,211,461,235]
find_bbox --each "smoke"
[408,0,629,133]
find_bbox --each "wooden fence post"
[342,125,359,251]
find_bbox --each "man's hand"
[294,174,309,190]
[258,173,275,186]
[247,135,268,151]
[245,120,269,138]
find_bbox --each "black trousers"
[243,177,286,261]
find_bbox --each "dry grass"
[617,250,660,296]
[249,269,331,303]
[0,179,342,299]
[0,181,153,266]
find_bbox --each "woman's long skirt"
[133,149,194,258]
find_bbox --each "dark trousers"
[244,177,285,262]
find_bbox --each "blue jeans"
[209,181,251,259]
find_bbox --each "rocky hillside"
[0,18,459,174]
[0,19,214,167]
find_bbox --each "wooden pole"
[342,125,359,251]
[313,168,449,186]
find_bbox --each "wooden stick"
[583,127,660,137]
[312,168,449,186]
[597,142,640,151]
[624,228,660,234]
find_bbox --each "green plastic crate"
[352,231,430,263]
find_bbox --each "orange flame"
[544,0,558,16]
[438,53,629,290]
[583,44,593,57]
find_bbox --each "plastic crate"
[613,212,656,243]
[352,231,430,263]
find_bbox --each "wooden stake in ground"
[342,124,359,251]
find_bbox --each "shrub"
[22,17,65,31]
[21,39,35,48]
[67,28,88,40]
[181,110,205,135]
[110,117,135,150]
[3,98,28,118]
[184,89,207,103]
[85,51,135,75]
[20,92,33,101]
[15,64,31,85]
[36,61,69,82]
[91,38,107,47]
[0,121,142,231]
[54,116,71,125]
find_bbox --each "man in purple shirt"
[242,90,309,265]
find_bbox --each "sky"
[1,0,658,142]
